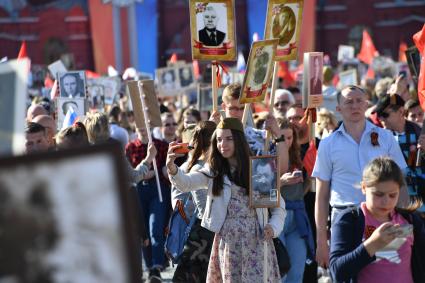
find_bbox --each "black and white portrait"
[0,144,139,283]
[56,98,86,129]
[178,65,195,88]
[196,3,227,47]
[249,155,280,208]
[58,71,86,98]
[309,55,323,95]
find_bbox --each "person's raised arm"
[315,178,331,268]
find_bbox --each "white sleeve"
[169,167,210,192]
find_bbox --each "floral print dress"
[206,183,281,283]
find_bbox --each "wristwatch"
[274,134,285,143]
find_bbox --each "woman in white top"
[166,117,285,283]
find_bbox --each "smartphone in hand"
[174,143,194,154]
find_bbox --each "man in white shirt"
[312,85,407,268]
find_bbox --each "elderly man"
[198,6,226,46]
[312,85,407,269]
[32,115,56,149]
[25,122,50,154]
[273,89,295,119]
[60,73,84,97]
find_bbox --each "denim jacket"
[169,166,286,237]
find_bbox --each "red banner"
[245,83,268,99]
[277,43,297,56]
[194,41,232,55]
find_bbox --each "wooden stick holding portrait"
[264,61,280,153]
[127,80,163,202]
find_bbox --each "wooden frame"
[405,46,420,89]
[57,71,87,98]
[0,58,29,156]
[249,155,280,208]
[264,0,304,61]
[156,67,181,96]
[239,39,278,104]
[0,143,140,282]
[302,52,323,108]
[189,0,237,61]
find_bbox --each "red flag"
[192,60,200,79]
[357,29,379,65]
[366,66,375,79]
[413,24,425,111]
[170,53,178,63]
[303,140,317,177]
[399,41,408,62]
[85,70,100,79]
[17,41,28,59]
[50,80,58,100]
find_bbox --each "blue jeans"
[279,210,307,283]
[137,179,168,269]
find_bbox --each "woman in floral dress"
[166,118,285,283]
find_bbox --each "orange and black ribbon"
[212,61,229,88]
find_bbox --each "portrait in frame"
[0,58,29,156]
[197,84,224,112]
[56,97,86,130]
[239,39,278,104]
[302,52,323,108]
[264,0,304,61]
[57,71,87,98]
[338,69,358,89]
[156,67,180,96]
[249,155,280,208]
[189,0,237,61]
[0,143,140,283]
[177,64,196,89]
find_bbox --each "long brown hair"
[208,129,252,196]
[187,121,216,172]
[279,119,303,170]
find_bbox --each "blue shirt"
[312,120,407,206]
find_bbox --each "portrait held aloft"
[249,155,280,208]
[239,39,278,104]
[58,71,86,98]
[156,67,181,96]
[302,52,324,108]
[56,97,86,130]
[178,65,195,88]
[190,0,237,61]
[265,0,304,61]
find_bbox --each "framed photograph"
[0,58,29,156]
[264,0,304,61]
[0,143,139,282]
[127,80,163,129]
[338,69,358,88]
[87,77,121,108]
[197,84,224,111]
[337,45,355,62]
[239,39,278,104]
[405,46,421,89]
[156,67,180,96]
[190,0,237,61]
[302,52,323,108]
[249,155,280,208]
[56,97,86,130]
[57,71,87,98]
[48,59,67,78]
[177,64,196,89]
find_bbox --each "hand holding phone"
[173,143,194,154]
[292,170,302,177]
[396,224,413,238]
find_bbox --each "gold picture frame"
[249,155,280,208]
[239,39,278,104]
[264,0,304,61]
[189,0,237,61]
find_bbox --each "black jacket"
[198,28,225,46]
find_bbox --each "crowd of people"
[21,62,425,283]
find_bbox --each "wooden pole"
[241,103,250,127]
[264,61,280,154]
[263,209,269,283]
[212,61,218,113]
[137,81,163,203]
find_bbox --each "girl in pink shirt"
[330,157,425,283]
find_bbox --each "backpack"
[164,196,198,264]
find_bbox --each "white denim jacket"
[169,166,286,237]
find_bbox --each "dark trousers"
[172,218,215,283]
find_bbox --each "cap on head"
[373,94,405,115]
[217,117,244,133]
